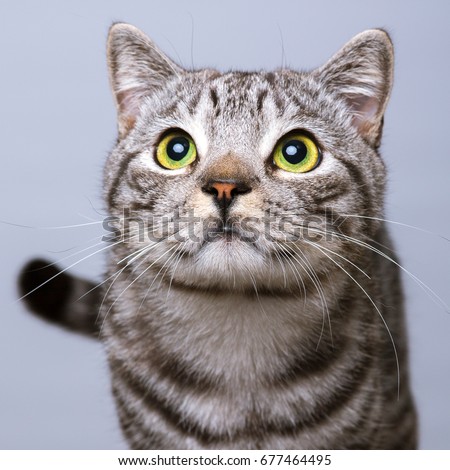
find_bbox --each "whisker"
[17,238,126,303]
[272,248,288,289]
[276,241,332,349]
[273,241,306,297]
[96,267,128,330]
[102,244,179,323]
[85,197,109,218]
[95,233,162,321]
[342,214,450,242]
[118,242,157,266]
[155,247,184,291]
[305,238,401,399]
[77,268,122,303]
[1,219,104,230]
[289,233,371,280]
[135,245,183,318]
[295,245,333,349]
[242,260,268,318]
[165,241,188,303]
[339,231,449,313]
[74,234,145,305]
[297,225,450,314]
[38,235,114,265]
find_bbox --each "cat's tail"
[18,259,101,338]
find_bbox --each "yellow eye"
[273,133,320,173]
[156,132,197,170]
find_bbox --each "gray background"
[1,0,449,449]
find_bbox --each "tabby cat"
[20,23,417,449]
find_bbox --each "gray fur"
[21,23,417,449]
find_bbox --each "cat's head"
[104,24,393,292]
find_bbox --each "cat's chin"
[185,238,268,290]
[165,238,301,293]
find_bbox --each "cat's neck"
[145,273,353,383]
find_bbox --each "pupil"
[167,137,189,161]
[282,140,308,165]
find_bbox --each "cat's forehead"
[200,72,275,141]
[169,72,269,158]
[179,70,327,146]
[207,72,270,110]
[199,70,299,117]
[137,69,343,161]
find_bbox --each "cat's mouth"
[203,220,258,244]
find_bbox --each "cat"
[19,23,417,449]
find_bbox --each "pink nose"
[202,179,252,210]
[209,182,237,201]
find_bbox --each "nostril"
[232,183,251,196]
[202,184,219,197]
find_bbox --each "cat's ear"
[107,23,184,138]
[315,29,394,147]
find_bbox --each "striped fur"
[20,24,417,449]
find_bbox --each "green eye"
[273,133,320,173]
[156,132,197,169]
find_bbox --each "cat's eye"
[156,132,197,170]
[273,133,320,173]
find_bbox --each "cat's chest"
[104,279,343,387]
[103,279,372,446]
